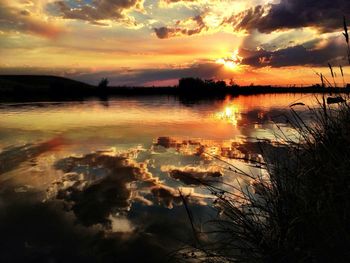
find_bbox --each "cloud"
[53,0,144,26]
[150,185,183,209]
[153,136,236,160]
[0,176,192,262]
[155,136,181,148]
[0,137,67,174]
[153,136,267,167]
[153,0,350,40]
[50,149,211,226]
[0,62,223,86]
[150,184,210,208]
[224,0,350,33]
[160,0,198,4]
[52,152,157,227]
[2,38,345,85]
[153,137,201,154]
[154,15,207,39]
[161,165,223,186]
[69,61,223,86]
[240,36,348,67]
[0,0,63,38]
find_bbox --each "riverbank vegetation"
[179,97,350,263]
[176,17,350,263]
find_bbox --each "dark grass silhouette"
[176,100,350,262]
[173,18,350,263]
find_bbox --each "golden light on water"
[215,104,242,127]
[216,49,242,70]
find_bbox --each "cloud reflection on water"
[0,94,317,261]
[50,150,215,227]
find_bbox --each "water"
[0,94,319,262]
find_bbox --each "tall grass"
[193,101,350,263]
[176,18,350,263]
[344,16,350,65]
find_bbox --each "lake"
[0,94,319,262]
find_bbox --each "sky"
[1,0,350,86]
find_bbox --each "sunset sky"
[1,0,350,86]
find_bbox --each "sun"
[216,49,242,70]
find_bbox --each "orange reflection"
[214,104,242,127]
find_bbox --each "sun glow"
[216,49,242,70]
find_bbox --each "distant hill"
[0,75,95,97]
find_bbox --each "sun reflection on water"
[214,104,242,127]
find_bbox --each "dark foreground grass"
[174,19,350,263]
[220,100,350,263]
[174,97,350,263]
[179,98,349,263]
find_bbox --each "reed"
[176,93,350,263]
[344,16,350,65]
[328,63,337,87]
[340,65,345,87]
[176,18,350,263]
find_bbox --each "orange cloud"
[0,0,64,38]
[53,0,144,27]
[154,15,207,39]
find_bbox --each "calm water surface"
[0,94,319,262]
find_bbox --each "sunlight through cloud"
[216,49,243,70]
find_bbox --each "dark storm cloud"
[0,0,63,38]
[154,15,206,39]
[53,0,143,26]
[240,37,348,67]
[225,0,350,33]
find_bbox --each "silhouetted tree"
[178,78,205,90]
[179,77,228,90]
[98,78,109,90]
[215,80,226,89]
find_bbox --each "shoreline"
[1,75,349,102]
